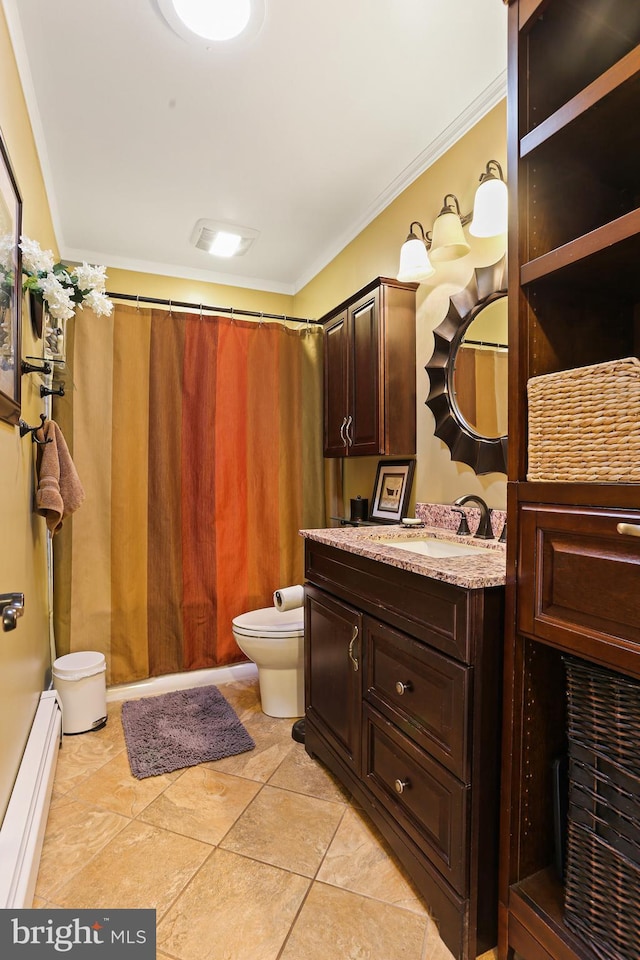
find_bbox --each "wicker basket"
[566,657,640,773]
[527,357,640,482]
[564,657,640,959]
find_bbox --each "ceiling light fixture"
[397,160,508,282]
[190,219,260,258]
[157,0,266,45]
[209,230,243,257]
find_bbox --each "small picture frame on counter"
[369,459,415,524]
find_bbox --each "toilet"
[231,605,305,718]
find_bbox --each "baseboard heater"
[0,690,61,908]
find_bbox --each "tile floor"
[34,676,498,960]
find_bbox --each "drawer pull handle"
[617,522,640,538]
[348,626,359,672]
[395,680,412,696]
[394,778,410,795]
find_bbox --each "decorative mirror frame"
[425,256,507,475]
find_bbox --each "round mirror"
[451,295,508,439]
[425,257,507,475]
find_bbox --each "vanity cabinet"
[322,277,417,457]
[500,3,640,959]
[303,538,504,960]
[305,587,362,775]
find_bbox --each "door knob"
[394,778,410,795]
[1,592,25,632]
[395,680,412,696]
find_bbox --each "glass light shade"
[209,231,243,257]
[429,211,471,262]
[469,177,508,237]
[171,0,251,40]
[397,237,435,283]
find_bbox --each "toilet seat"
[232,605,304,638]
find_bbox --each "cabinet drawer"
[518,503,640,673]
[362,705,468,893]
[305,540,471,661]
[364,617,470,780]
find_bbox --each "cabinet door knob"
[348,625,359,672]
[394,778,410,795]
[395,680,412,696]
[617,522,640,538]
[345,415,353,446]
[339,417,348,445]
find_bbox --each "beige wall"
[0,5,60,820]
[294,100,508,513]
[105,267,295,318]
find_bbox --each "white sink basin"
[377,537,488,559]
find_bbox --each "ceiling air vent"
[190,219,260,258]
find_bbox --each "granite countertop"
[299,523,506,589]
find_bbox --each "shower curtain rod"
[105,291,322,325]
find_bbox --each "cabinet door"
[323,311,348,457]
[518,502,640,674]
[348,290,381,456]
[305,585,362,774]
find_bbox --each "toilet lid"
[232,605,304,635]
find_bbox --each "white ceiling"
[4,0,507,295]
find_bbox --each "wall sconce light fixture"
[469,160,508,237]
[397,160,507,282]
[429,194,471,263]
[397,222,435,283]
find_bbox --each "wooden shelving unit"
[499,2,640,958]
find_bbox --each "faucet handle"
[451,508,471,537]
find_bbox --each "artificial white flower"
[18,235,113,322]
[74,262,107,294]
[40,273,76,321]
[81,288,113,317]
[20,236,55,275]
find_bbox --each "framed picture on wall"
[369,459,415,524]
[0,127,22,426]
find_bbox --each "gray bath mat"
[121,684,255,779]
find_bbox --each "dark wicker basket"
[564,657,640,960]
[566,657,640,774]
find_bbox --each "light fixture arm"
[406,221,432,247]
[439,194,472,227]
[478,159,505,185]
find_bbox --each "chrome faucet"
[452,495,494,540]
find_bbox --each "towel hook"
[21,358,52,376]
[40,383,65,398]
[18,413,52,444]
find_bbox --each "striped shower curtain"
[52,303,325,686]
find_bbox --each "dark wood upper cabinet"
[500,3,640,959]
[322,277,417,458]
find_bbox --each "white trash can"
[52,651,107,735]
